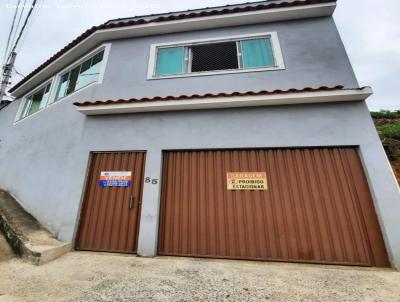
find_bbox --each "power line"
[13,67,26,78]
[9,0,27,57]
[15,0,41,55]
[1,0,39,101]
[5,0,38,65]
[2,0,21,67]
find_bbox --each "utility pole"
[0,52,17,101]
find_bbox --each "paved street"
[0,252,399,302]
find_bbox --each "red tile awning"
[73,85,345,107]
[73,85,373,116]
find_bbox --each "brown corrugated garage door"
[158,148,390,267]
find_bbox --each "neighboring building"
[0,0,399,269]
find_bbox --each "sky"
[0,0,399,111]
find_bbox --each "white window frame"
[14,43,111,123]
[147,32,285,80]
[14,79,54,122]
[50,43,111,105]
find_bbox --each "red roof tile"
[73,85,349,107]
[9,0,336,93]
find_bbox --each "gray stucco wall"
[0,16,399,268]
[92,17,358,101]
[20,16,356,103]
[95,17,358,100]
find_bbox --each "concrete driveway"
[0,252,399,302]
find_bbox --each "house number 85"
[145,177,159,184]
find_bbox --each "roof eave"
[10,2,336,98]
[75,87,373,116]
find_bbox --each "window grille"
[191,42,239,72]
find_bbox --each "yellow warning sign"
[227,172,268,190]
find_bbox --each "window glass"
[76,58,92,90]
[20,96,32,119]
[155,47,185,76]
[66,65,80,95]
[241,38,275,68]
[20,82,52,119]
[92,51,104,66]
[76,51,104,90]
[55,50,104,101]
[56,73,69,100]
[28,92,43,116]
[39,84,51,109]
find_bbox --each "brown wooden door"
[76,152,146,253]
[158,148,390,267]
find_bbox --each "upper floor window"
[19,82,52,120]
[15,44,110,123]
[149,33,285,79]
[55,50,104,101]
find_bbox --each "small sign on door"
[227,172,268,190]
[99,171,132,187]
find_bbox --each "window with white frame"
[15,44,109,122]
[19,82,52,120]
[150,33,284,78]
[55,50,104,101]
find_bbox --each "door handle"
[129,195,135,209]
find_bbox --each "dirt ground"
[0,252,399,302]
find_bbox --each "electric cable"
[9,0,27,57]
[2,0,21,66]
[13,67,26,78]
[15,0,41,55]
[5,0,38,64]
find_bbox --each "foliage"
[376,123,400,140]
[370,110,400,119]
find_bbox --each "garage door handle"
[129,195,135,209]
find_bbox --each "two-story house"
[0,0,399,269]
